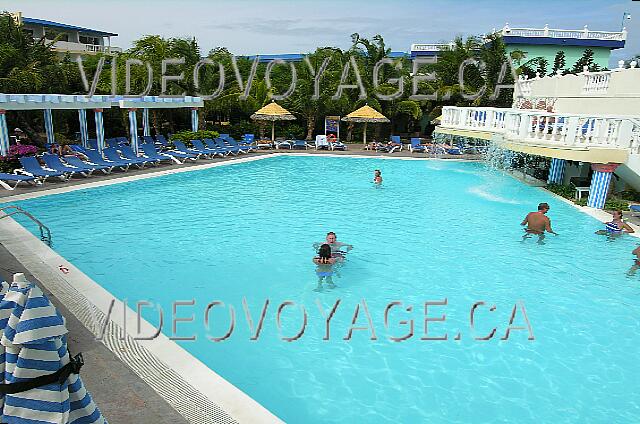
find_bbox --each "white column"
[587,164,619,209]
[547,158,566,184]
[94,109,105,154]
[142,108,151,137]
[44,109,55,145]
[191,108,199,132]
[0,110,9,156]
[78,109,89,148]
[128,108,139,154]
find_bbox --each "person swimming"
[595,210,634,237]
[521,202,558,244]
[374,169,382,185]
[313,232,353,261]
[313,244,336,290]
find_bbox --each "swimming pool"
[11,155,640,423]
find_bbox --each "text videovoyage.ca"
[77,53,522,102]
[98,298,535,343]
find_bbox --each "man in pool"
[374,169,383,185]
[313,232,353,260]
[521,202,558,244]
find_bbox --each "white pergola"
[0,94,204,156]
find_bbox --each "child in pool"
[313,244,336,290]
[374,169,382,185]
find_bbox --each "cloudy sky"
[4,0,639,65]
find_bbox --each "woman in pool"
[313,243,336,290]
[595,210,634,236]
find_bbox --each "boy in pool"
[313,244,336,290]
[521,202,558,244]
[374,169,382,185]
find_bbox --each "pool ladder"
[0,205,52,247]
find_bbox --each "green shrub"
[604,199,630,211]
[170,130,220,146]
[545,183,574,200]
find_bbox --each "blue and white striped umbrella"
[191,109,198,132]
[44,109,55,145]
[127,109,139,155]
[142,109,150,137]
[0,274,106,424]
[0,112,9,157]
[94,111,105,155]
[78,110,89,148]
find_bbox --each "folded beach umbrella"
[0,273,106,423]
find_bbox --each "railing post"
[618,120,634,148]
[564,116,579,145]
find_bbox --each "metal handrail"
[0,206,52,246]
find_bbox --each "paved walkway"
[0,245,189,424]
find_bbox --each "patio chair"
[83,149,130,172]
[329,139,347,151]
[118,145,161,166]
[104,148,146,168]
[191,139,225,157]
[0,173,37,191]
[256,139,273,149]
[275,139,292,149]
[155,134,171,148]
[213,138,243,155]
[141,143,195,164]
[315,135,329,150]
[292,140,307,150]
[17,157,66,182]
[42,154,91,178]
[241,134,255,146]
[63,156,112,174]
[224,138,253,153]
[171,141,206,159]
[409,138,427,153]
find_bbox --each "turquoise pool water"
[11,156,640,423]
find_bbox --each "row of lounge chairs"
[0,134,257,191]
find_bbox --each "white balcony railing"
[51,41,122,54]
[440,106,638,153]
[582,71,613,94]
[410,43,453,52]
[499,24,627,41]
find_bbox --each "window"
[79,35,100,45]
[45,29,69,42]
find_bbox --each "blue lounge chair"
[292,140,307,150]
[0,173,37,190]
[207,139,239,155]
[139,143,182,164]
[118,145,161,166]
[172,141,205,159]
[83,149,130,171]
[155,134,170,148]
[63,156,112,174]
[87,139,98,149]
[17,157,66,182]
[191,139,225,157]
[104,148,146,168]
[329,139,347,151]
[216,138,246,154]
[105,138,120,148]
[241,134,255,146]
[409,138,427,153]
[275,140,292,149]
[225,138,253,153]
[42,154,91,178]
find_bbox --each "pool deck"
[0,245,189,424]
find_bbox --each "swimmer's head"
[318,244,332,259]
[374,169,381,176]
[326,232,337,243]
[538,203,550,213]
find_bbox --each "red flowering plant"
[0,144,39,173]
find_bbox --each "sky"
[2,0,639,66]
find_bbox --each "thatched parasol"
[341,104,389,144]
[250,101,296,142]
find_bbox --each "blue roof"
[22,17,118,37]
[245,54,306,62]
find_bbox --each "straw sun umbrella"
[341,104,389,145]
[250,101,296,142]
